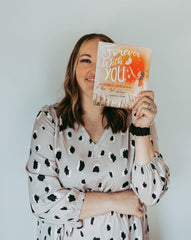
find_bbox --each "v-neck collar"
[81,125,110,147]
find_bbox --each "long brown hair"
[56,33,130,133]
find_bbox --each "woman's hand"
[132,90,157,128]
[111,190,143,218]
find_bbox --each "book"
[93,42,152,109]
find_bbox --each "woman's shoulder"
[40,102,59,113]
[36,102,59,124]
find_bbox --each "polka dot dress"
[25,104,170,240]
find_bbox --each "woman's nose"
[90,62,96,73]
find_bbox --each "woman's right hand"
[111,190,143,218]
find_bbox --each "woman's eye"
[80,59,91,63]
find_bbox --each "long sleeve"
[131,122,170,206]
[25,105,85,230]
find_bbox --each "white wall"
[1,0,190,239]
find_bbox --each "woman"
[26,33,170,240]
[128,66,145,102]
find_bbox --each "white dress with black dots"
[25,104,170,240]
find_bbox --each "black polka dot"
[68,194,76,202]
[141,167,144,174]
[109,172,113,178]
[45,187,50,193]
[48,226,51,236]
[153,179,156,184]
[42,126,45,130]
[98,182,102,188]
[111,211,114,216]
[151,163,156,170]
[110,136,114,141]
[81,179,86,184]
[34,195,39,203]
[93,238,100,240]
[49,145,53,151]
[133,223,137,230]
[55,167,59,174]
[90,217,95,225]
[142,182,147,188]
[109,153,116,162]
[135,187,139,193]
[89,138,93,144]
[60,206,67,210]
[80,231,84,237]
[57,228,61,234]
[161,176,165,182]
[35,146,40,152]
[152,193,156,199]
[59,125,64,132]
[47,194,57,202]
[122,149,128,159]
[93,166,100,173]
[121,231,126,240]
[107,224,111,231]
[56,151,62,160]
[38,174,45,181]
[29,176,33,182]
[67,218,74,221]
[128,215,131,219]
[124,169,128,175]
[88,151,92,157]
[129,225,132,231]
[147,225,150,232]
[33,132,37,139]
[131,140,135,147]
[64,166,69,175]
[79,136,83,141]
[68,131,72,137]
[122,181,129,188]
[79,161,85,171]
[54,215,60,219]
[134,165,137,171]
[69,146,75,154]
[100,150,105,156]
[44,159,50,167]
[120,214,123,218]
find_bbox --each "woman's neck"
[81,95,105,124]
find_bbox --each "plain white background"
[1,0,191,239]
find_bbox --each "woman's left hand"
[132,90,157,128]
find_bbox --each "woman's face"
[75,38,100,100]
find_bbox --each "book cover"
[93,42,152,109]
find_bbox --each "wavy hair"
[56,33,130,133]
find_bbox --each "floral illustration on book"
[93,42,152,109]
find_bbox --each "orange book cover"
[93,42,152,109]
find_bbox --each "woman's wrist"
[130,123,150,136]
